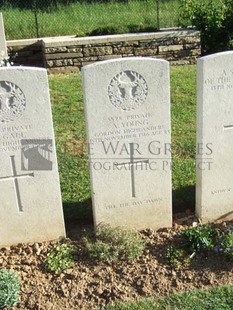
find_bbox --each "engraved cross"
[114,143,149,198]
[223,124,233,130]
[0,156,34,212]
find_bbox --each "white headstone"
[0,67,66,247]
[82,58,172,230]
[196,51,233,222]
[0,13,7,61]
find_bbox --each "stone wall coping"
[7,38,43,47]
[7,28,198,48]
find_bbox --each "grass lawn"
[101,284,233,309]
[2,0,181,40]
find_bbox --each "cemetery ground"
[0,65,232,309]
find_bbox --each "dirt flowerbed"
[1,214,232,310]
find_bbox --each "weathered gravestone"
[0,13,7,61]
[82,58,172,230]
[196,51,233,222]
[0,67,66,247]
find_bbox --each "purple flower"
[214,245,222,253]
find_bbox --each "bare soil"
[1,212,232,310]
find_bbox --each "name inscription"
[89,112,169,143]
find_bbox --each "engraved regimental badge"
[0,81,26,122]
[108,70,148,111]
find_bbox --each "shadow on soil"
[173,185,195,215]
[63,198,94,239]
[63,185,196,238]
[61,187,233,274]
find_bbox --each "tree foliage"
[179,0,233,54]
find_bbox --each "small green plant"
[165,245,190,267]
[44,243,77,274]
[182,225,220,256]
[0,269,21,308]
[215,227,233,260]
[84,224,145,262]
[165,224,233,264]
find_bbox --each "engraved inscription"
[0,124,32,153]
[104,198,163,210]
[204,69,233,91]
[0,81,26,122]
[108,71,148,111]
[211,188,231,195]
[0,155,34,212]
[89,112,169,144]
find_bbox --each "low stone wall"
[7,29,200,71]
[8,39,44,67]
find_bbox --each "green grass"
[2,1,181,40]
[50,73,91,220]
[97,285,233,309]
[170,65,196,211]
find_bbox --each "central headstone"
[0,67,66,247]
[82,58,172,230]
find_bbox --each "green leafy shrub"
[89,23,157,37]
[179,0,233,54]
[89,25,128,36]
[165,225,233,264]
[127,24,157,33]
[84,224,145,262]
[0,269,21,308]
[182,225,220,255]
[44,243,77,274]
[165,245,190,267]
